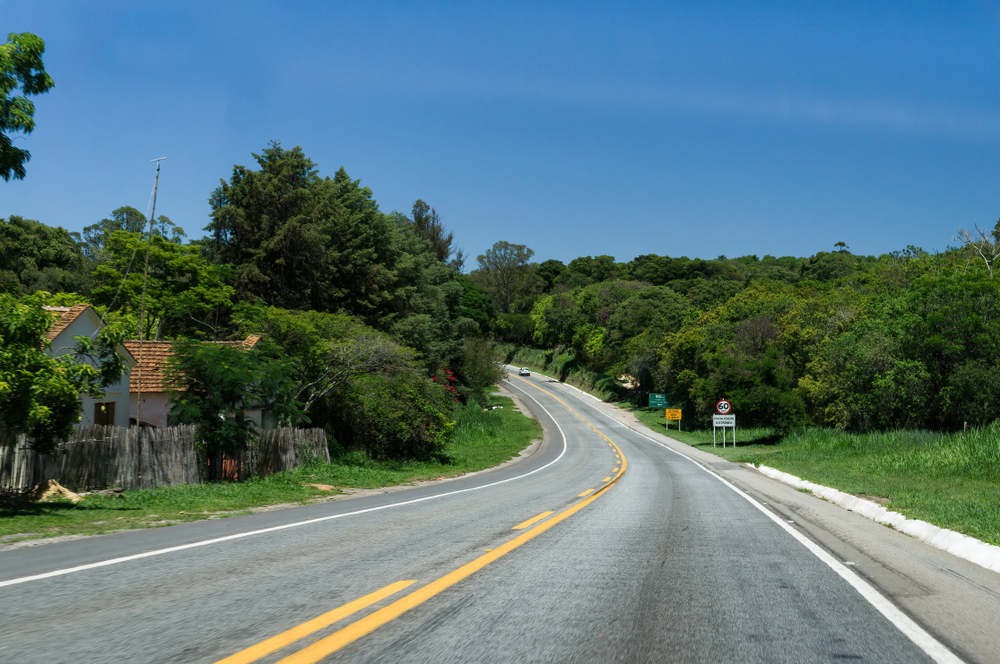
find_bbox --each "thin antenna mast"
[135,156,166,436]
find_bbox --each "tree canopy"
[1,32,53,181]
[0,215,91,294]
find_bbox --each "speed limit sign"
[716,399,732,415]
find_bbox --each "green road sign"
[648,393,668,408]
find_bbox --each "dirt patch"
[856,493,891,506]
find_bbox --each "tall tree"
[410,199,461,266]
[1,33,54,181]
[205,143,399,321]
[475,241,534,313]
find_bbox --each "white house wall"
[46,309,133,427]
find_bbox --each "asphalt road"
[1,370,995,663]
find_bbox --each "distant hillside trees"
[0,216,91,294]
[79,206,186,263]
[486,238,1000,433]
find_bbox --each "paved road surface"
[1,371,997,662]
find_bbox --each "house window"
[95,402,116,426]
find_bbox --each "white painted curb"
[750,464,1000,575]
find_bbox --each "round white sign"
[716,399,732,415]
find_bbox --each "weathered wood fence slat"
[0,425,329,492]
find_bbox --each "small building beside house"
[43,304,135,427]
[124,335,263,427]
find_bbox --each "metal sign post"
[712,399,735,447]
[712,414,735,445]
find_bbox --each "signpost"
[665,408,682,430]
[713,400,736,446]
[648,393,668,409]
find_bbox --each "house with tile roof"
[43,305,136,427]
[123,335,263,427]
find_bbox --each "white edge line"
[0,382,569,589]
[533,371,965,664]
[634,430,963,663]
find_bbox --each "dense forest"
[3,141,999,462]
[472,230,1000,434]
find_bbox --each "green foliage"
[79,206,185,263]
[91,232,234,339]
[167,340,301,479]
[0,216,91,294]
[342,370,455,460]
[1,32,54,181]
[556,255,623,288]
[206,143,399,320]
[458,276,493,333]
[475,241,535,313]
[494,312,534,344]
[0,294,124,453]
[457,337,504,405]
[409,199,460,266]
[232,303,418,428]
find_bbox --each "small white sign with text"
[713,414,735,447]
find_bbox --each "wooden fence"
[0,425,329,492]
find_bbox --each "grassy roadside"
[0,394,541,544]
[629,405,1000,547]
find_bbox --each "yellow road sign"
[665,408,682,421]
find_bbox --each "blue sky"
[3,1,999,265]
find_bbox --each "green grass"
[630,410,1000,546]
[0,394,541,543]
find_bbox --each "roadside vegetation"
[0,395,539,543]
[2,40,998,549]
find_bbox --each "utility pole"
[135,157,165,485]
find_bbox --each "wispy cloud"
[635,85,1000,140]
[373,72,1000,141]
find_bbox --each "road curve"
[0,370,983,662]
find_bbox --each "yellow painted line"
[237,376,629,664]
[215,579,416,664]
[577,489,595,497]
[510,375,618,446]
[602,476,611,482]
[512,510,555,530]
[612,467,619,473]
[274,452,626,664]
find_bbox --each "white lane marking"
[0,384,569,589]
[540,380,964,664]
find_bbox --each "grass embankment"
[631,406,1000,546]
[0,394,541,543]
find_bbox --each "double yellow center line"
[216,375,626,664]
